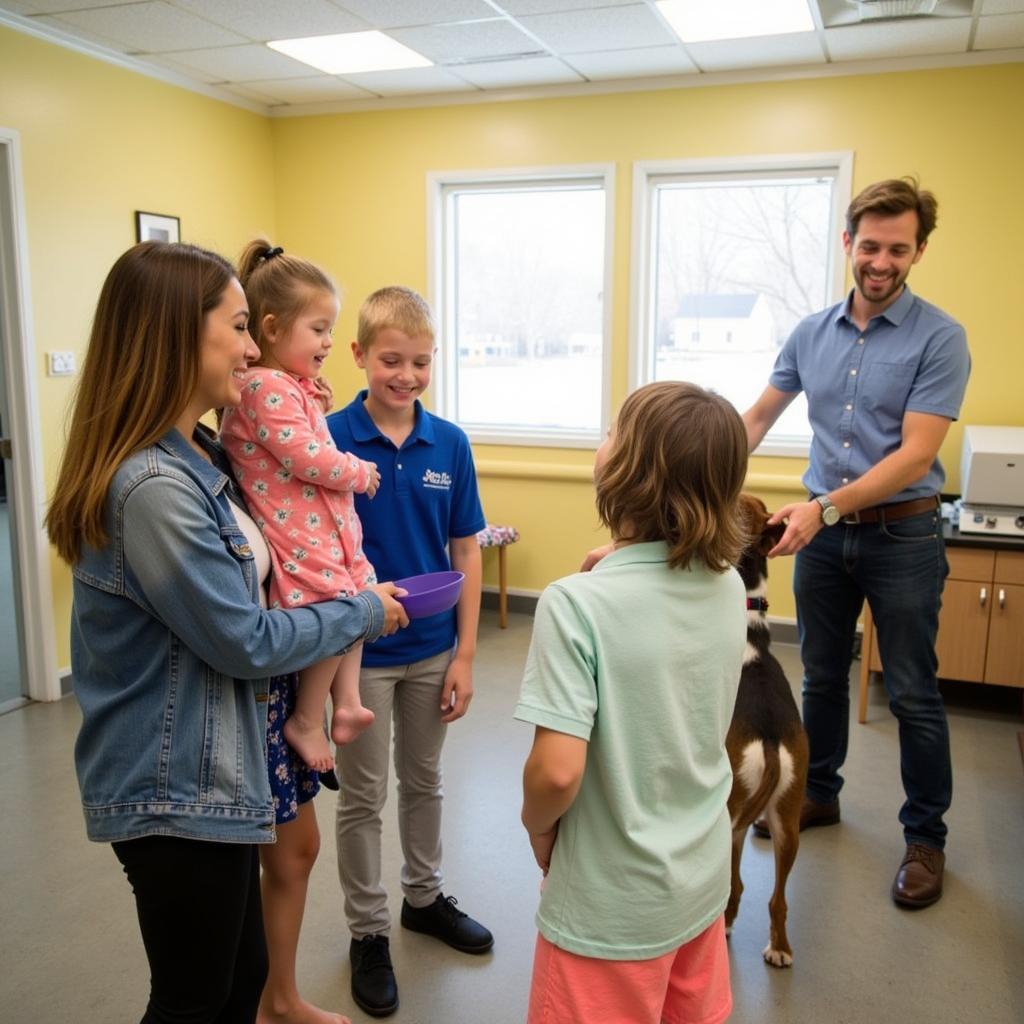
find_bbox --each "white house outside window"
[430,167,614,448]
[631,154,852,454]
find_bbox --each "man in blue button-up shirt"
[743,178,970,910]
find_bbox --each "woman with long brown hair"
[47,241,407,1024]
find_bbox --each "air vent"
[439,50,547,66]
[817,0,972,27]
[849,0,938,16]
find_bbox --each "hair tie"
[263,246,283,261]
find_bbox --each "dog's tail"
[734,741,782,831]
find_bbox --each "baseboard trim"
[481,588,539,618]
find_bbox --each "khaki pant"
[335,648,452,937]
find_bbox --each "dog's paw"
[762,945,793,968]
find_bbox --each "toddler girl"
[222,241,379,775]
[516,381,750,1024]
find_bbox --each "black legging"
[112,835,268,1023]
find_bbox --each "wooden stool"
[476,523,520,628]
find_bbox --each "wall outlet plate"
[46,351,76,376]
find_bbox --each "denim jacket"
[72,427,385,844]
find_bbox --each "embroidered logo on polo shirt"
[422,468,452,490]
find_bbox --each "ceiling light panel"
[267,31,432,74]
[656,0,815,43]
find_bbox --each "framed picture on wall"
[135,210,180,243]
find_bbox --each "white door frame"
[0,126,60,702]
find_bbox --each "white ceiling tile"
[160,43,316,81]
[825,17,972,60]
[340,65,478,95]
[144,52,225,82]
[566,44,698,80]
[2,0,145,11]
[333,1,495,29]
[519,4,676,53]
[230,75,376,102]
[34,14,141,51]
[974,12,1024,47]
[40,1,246,53]
[218,82,280,105]
[172,0,368,42]
[388,18,541,62]
[451,54,584,88]
[499,0,628,12]
[980,0,1024,14]
[688,32,826,72]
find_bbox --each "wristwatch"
[815,494,841,526]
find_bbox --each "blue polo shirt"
[326,391,486,667]
[770,286,970,501]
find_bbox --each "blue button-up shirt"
[770,286,970,502]
[326,392,486,667]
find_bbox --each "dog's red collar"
[746,597,769,612]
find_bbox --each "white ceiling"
[2,0,1022,115]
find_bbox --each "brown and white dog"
[724,494,809,968]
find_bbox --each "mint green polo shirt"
[514,541,746,960]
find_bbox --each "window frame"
[629,152,853,457]
[428,164,615,449]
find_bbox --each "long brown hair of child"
[45,241,235,564]
[595,381,749,572]
[237,239,337,360]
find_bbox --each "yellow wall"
[273,63,1024,614]
[1,26,278,666]
[3,20,1022,667]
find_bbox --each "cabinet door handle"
[998,588,1005,609]
[979,587,987,607]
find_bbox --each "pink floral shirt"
[221,368,376,609]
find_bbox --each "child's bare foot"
[257,996,349,1024]
[282,715,334,773]
[331,705,375,745]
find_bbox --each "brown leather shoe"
[891,844,944,908]
[751,796,840,839]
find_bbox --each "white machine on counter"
[958,425,1024,536]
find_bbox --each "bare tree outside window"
[647,173,840,446]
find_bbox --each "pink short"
[527,916,731,1024]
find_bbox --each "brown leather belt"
[840,495,939,525]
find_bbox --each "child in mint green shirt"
[516,381,749,1024]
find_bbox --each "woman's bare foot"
[257,996,349,1024]
[282,714,334,773]
[331,705,375,745]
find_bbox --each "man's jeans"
[793,507,951,850]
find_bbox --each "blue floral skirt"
[266,674,321,825]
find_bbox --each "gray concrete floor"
[1,608,1022,1023]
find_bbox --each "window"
[632,154,852,453]
[430,167,614,447]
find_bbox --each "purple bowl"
[393,571,465,619]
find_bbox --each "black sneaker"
[349,934,398,1018]
[400,893,494,954]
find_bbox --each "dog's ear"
[738,492,770,549]
[760,518,786,555]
